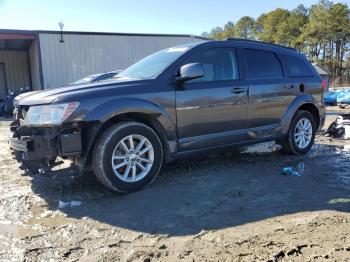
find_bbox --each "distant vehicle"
[13,71,123,106]
[324,88,350,106]
[69,70,122,85]
[10,39,325,193]
[324,90,339,106]
[337,89,350,107]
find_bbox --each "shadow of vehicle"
[27,143,350,236]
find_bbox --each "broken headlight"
[25,102,79,126]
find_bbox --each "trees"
[202,0,350,83]
[209,27,225,40]
[275,5,308,49]
[300,1,350,79]
[301,1,332,63]
[255,9,290,43]
[235,16,255,39]
[223,22,236,38]
[328,3,350,79]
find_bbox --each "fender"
[82,98,177,142]
[280,94,319,135]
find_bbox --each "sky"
[0,0,350,36]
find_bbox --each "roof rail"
[225,38,297,51]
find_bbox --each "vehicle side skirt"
[167,135,285,163]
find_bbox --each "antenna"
[58,21,64,43]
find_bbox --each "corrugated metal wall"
[0,51,30,92]
[39,33,203,88]
[28,40,41,90]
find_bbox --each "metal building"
[0,29,204,98]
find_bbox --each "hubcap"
[111,134,154,183]
[294,118,313,149]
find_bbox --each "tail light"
[321,80,327,91]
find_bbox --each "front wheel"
[92,121,164,193]
[280,110,316,155]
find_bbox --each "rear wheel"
[280,110,316,155]
[92,121,163,193]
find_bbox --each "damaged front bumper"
[9,119,84,178]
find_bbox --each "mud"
[1,110,350,261]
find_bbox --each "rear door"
[176,47,249,151]
[243,48,296,139]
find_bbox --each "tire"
[280,110,316,155]
[92,121,163,193]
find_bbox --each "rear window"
[280,54,314,77]
[244,49,283,79]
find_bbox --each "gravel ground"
[1,109,350,262]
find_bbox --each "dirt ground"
[1,109,350,262]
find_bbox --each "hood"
[16,78,142,106]
[14,90,41,102]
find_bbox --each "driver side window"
[184,48,239,83]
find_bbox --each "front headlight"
[25,102,79,126]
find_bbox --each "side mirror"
[176,63,204,83]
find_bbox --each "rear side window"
[280,54,314,77]
[244,49,283,79]
[184,48,239,83]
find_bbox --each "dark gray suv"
[10,39,326,193]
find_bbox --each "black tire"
[92,121,163,193]
[280,110,316,155]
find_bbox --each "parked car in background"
[9,39,325,193]
[337,88,350,108]
[324,88,350,106]
[13,70,123,108]
[69,70,122,85]
[324,90,339,105]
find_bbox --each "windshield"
[116,46,191,79]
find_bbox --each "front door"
[0,64,7,99]
[176,47,249,151]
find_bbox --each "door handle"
[231,87,246,94]
[284,85,294,89]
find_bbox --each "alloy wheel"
[111,134,154,183]
[294,118,313,149]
